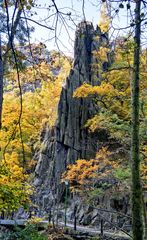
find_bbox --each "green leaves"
[114,168,131,181]
[0,224,48,240]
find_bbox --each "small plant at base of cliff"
[91,237,100,240]
[85,188,104,205]
[62,147,119,194]
[27,216,45,225]
[114,167,131,181]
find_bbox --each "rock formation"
[34,22,109,212]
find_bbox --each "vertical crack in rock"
[34,22,108,211]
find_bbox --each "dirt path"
[0,219,132,239]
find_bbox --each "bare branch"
[20,16,54,31]
[3,0,25,165]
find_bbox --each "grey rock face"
[34,22,108,211]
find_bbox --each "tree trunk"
[0,34,3,129]
[0,8,22,128]
[131,0,143,239]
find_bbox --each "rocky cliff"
[33,22,109,213]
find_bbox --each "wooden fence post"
[100,218,104,236]
[74,205,77,231]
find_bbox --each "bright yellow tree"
[0,51,71,210]
[73,40,147,191]
[0,152,32,211]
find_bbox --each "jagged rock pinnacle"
[34,21,108,211]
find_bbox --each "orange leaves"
[62,148,118,192]
[62,158,99,190]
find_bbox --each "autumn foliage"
[0,152,31,211]
[62,148,119,193]
[0,48,71,211]
[73,40,147,192]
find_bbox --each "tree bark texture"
[131,0,143,239]
[0,8,22,128]
[0,35,3,129]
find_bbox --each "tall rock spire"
[34,22,108,211]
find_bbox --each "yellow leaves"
[18,0,34,10]
[93,47,110,63]
[28,216,45,224]
[95,147,110,160]
[0,176,9,185]
[73,83,91,98]
[73,82,118,98]
[7,62,53,84]
[1,53,71,164]
[98,2,111,33]
[1,152,26,181]
[0,52,71,210]
[74,41,146,145]
[0,152,31,211]
[140,157,147,190]
[74,81,130,119]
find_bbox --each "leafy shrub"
[114,167,131,181]
[0,224,47,240]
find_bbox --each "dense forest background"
[0,1,147,240]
